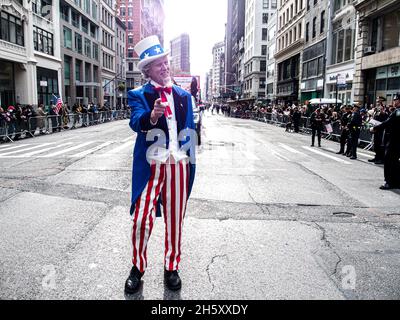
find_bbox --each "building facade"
[274,0,305,105]
[211,41,225,99]
[117,0,164,91]
[225,0,245,100]
[0,0,63,107]
[353,0,400,106]
[115,16,126,108]
[300,0,329,102]
[266,12,277,102]
[170,33,190,76]
[242,0,276,101]
[60,0,101,107]
[324,0,357,106]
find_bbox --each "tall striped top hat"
[134,35,170,71]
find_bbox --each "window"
[128,49,134,58]
[263,13,268,24]
[64,56,71,82]
[84,0,90,14]
[75,60,82,81]
[0,11,24,46]
[33,26,53,55]
[263,0,269,9]
[120,7,126,16]
[82,18,88,34]
[75,33,82,54]
[262,28,268,41]
[92,1,97,20]
[262,45,267,56]
[320,11,325,33]
[92,43,99,60]
[72,11,79,28]
[312,17,317,38]
[259,77,266,89]
[128,62,133,71]
[61,3,70,22]
[85,63,91,82]
[307,0,310,10]
[260,60,266,72]
[382,10,400,50]
[306,22,309,42]
[337,29,345,63]
[271,0,277,9]
[63,27,72,49]
[128,35,133,44]
[84,38,91,58]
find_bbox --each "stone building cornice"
[0,0,29,21]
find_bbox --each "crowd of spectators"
[0,102,130,142]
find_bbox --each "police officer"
[336,105,352,154]
[370,93,400,190]
[347,104,362,160]
[310,108,325,147]
[369,98,389,164]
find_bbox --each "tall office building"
[60,0,101,106]
[170,33,190,76]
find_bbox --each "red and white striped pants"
[131,158,189,273]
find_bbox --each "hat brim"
[137,50,170,71]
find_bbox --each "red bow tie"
[154,86,172,95]
[154,86,173,118]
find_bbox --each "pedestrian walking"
[125,35,196,294]
[370,93,400,190]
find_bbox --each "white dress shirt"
[147,80,188,164]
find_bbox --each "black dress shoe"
[125,266,144,294]
[368,158,376,162]
[374,160,384,165]
[350,156,357,160]
[379,183,399,190]
[164,270,181,291]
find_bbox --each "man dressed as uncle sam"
[125,35,196,293]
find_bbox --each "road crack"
[206,254,228,293]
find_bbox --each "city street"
[0,112,399,300]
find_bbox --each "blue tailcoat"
[128,82,196,217]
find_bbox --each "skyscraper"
[170,33,190,76]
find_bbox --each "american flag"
[52,94,63,114]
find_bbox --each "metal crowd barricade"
[0,122,13,142]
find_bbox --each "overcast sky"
[164,0,227,87]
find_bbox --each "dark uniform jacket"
[375,108,400,149]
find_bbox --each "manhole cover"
[207,141,234,147]
[332,212,355,217]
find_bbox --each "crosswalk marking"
[0,143,52,156]
[270,149,290,161]
[37,141,95,158]
[302,146,352,164]
[8,142,74,158]
[278,143,308,156]
[103,140,132,155]
[69,141,114,157]
[358,152,374,158]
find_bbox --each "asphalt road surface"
[0,111,399,300]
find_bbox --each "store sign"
[326,70,353,84]
[317,79,324,88]
[388,64,400,78]
[40,81,48,87]
[337,74,346,85]
[376,67,388,79]
[300,82,306,89]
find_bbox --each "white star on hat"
[144,53,150,58]
[154,47,161,54]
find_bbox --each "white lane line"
[8,142,74,158]
[358,152,374,158]
[104,140,132,155]
[240,150,260,161]
[270,149,290,161]
[302,146,352,164]
[0,143,52,156]
[69,141,114,157]
[122,136,133,142]
[37,141,95,157]
[278,143,308,156]
[0,144,31,153]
